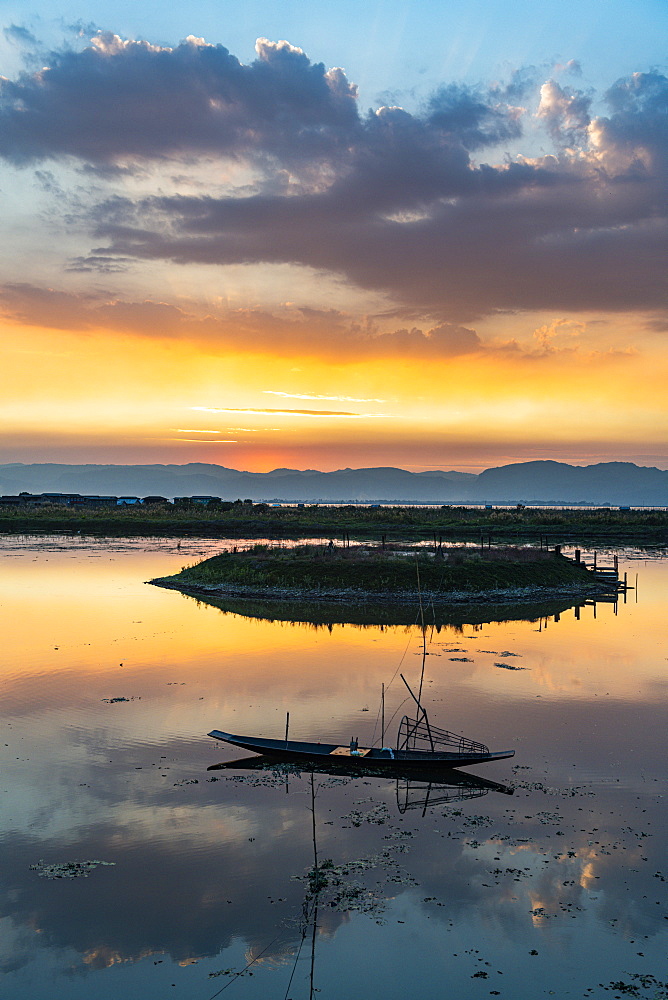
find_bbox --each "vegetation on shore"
[0,501,666,542]
[152,542,600,599]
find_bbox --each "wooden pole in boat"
[415,556,426,707]
[285,711,290,748]
[381,683,385,746]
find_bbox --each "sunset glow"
[0,2,666,472]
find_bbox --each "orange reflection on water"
[1,542,666,753]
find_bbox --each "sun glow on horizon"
[0,307,666,471]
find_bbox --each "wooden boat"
[208,728,513,769]
[209,673,514,770]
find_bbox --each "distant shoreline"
[0,504,666,543]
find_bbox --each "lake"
[1,535,666,1000]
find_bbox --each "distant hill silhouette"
[0,460,666,505]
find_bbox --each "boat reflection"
[208,754,514,815]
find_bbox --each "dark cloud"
[644,313,668,332]
[90,138,667,320]
[65,254,133,273]
[0,33,360,170]
[0,34,666,322]
[597,71,668,159]
[425,83,523,149]
[3,24,38,46]
[0,31,524,193]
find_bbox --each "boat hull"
[207,730,514,769]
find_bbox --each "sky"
[0,0,666,473]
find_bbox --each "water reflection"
[0,536,666,999]
[208,756,515,809]
[173,589,597,628]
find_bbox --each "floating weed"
[462,813,493,829]
[225,772,295,788]
[514,780,595,798]
[225,765,353,789]
[294,848,417,919]
[30,859,115,879]
[535,810,565,825]
[342,804,389,827]
[599,973,668,998]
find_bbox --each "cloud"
[592,71,668,164]
[644,313,668,333]
[425,83,523,150]
[91,144,667,321]
[78,65,667,321]
[0,34,666,322]
[532,317,585,352]
[0,281,486,358]
[0,282,653,369]
[3,24,38,47]
[537,80,592,144]
[192,407,386,418]
[263,391,387,402]
[0,32,360,171]
[66,255,133,273]
[370,324,482,356]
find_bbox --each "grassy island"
[151,542,604,605]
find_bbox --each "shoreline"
[1,505,666,546]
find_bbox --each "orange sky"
[0,24,666,472]
[1,303,666,471]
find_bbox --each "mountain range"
[1,460,666,506]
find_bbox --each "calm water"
[1,536,666,1000]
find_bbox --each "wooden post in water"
[285,711,290,748]
[309,772,319,998]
